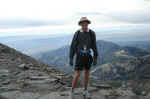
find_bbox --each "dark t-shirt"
[70,29,98,60]
[77,31,92,50]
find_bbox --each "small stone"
[92,84,112,89]
[141,91,147,96]
[2,80,10,85]
[0,69,9,77]
[18,64,29,70]
[29,76,49,80]
[0,95,9,99]
[0,69,9,73]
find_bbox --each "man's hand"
[69,59,73,66]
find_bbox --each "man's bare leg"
[84,69,90,90]
[72,70,81,89]
[70,71,80,99]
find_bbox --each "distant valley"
[0,34,72,55]
[34,40,150,80]
[116,41,150,52]
[1,26,150,56]
[1,32,150,80]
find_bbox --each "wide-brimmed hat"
[78,17,91,25]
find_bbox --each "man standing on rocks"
[69,17,98,99]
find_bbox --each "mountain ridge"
[35,40,150,74]
[1,43,150,99]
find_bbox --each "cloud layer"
[107,10,150,24]
[0,18,67,29]
[0,0,150,36]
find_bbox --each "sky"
[0,0,150,37]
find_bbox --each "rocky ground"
[0,43,72,99]
[0,43,150,99]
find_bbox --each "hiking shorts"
[75,53,93,71]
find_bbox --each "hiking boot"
[83,90,91,98]
[69,89,74,99]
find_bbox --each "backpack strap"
[89,29,94,43]
[75,30,80,43]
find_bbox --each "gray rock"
[26,79,56,84]
[117,96,140,99]
[39,92,86,99]
[0,73,9,77]
[0,95,8,99]
[91,83,112,89]
[1,79,10,85]
[18,64,29,70]
[0,69,9,73]
[0,91,19,99]
[29,76,49,80]
[0,69,9,77]
[0,85,20,91]
[1,91,40,99]
[15,92,40,99]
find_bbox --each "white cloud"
[0,0,149,36]
[0,0,148,20]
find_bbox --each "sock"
[84,85,87,91]
[71,88,74,92]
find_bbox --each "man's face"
[80,22,89,31]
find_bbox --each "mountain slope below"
[91,55,150,80]
[0,43,150,99]
[0,43,72,96]
[35,40,150,74]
